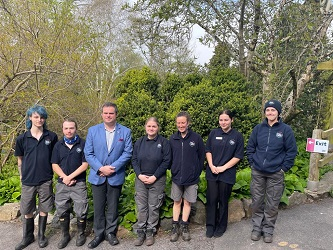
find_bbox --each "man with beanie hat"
[246,99,297,244]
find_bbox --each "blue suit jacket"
[84,123,132,185]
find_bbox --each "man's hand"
[99,165,116,176]
[62,175,72,185]
[67,179,77,186]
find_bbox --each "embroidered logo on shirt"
[216,136,223,140]
[229,139,235,145]
[157,143,162,148]
[45,139,51,145]
[76,147,82,153]
[189,141,195,147]
[276,132,283,138]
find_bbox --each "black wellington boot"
[57,215,71,249]
[15,217,35,250]
[38,215,48,248]
[76,218,86,246]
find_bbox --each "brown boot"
[134,229,145,246]
[145,229,155,246]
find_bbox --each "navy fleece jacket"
[169,129,205,185]
[246,118,297,173]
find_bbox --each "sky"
[191,24,215,65]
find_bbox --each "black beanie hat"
[264,99,282,115]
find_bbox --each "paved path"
[2,198,333,250]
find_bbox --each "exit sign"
[306,138,329,153]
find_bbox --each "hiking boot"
[180,223,191,241]
[263,233,273,243]
[145,229,155,246]
[134,229,145,246]
[170,223,180,242]
[251,230,261,241]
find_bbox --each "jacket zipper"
[263,127,271,167]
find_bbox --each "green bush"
[0,158,21,205]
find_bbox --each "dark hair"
[219,110,234,120]
[63,118,78,129]
[176,111,191,123]
[101,102,118,114]
[26,105,48,129]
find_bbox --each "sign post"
[306,138,329,154]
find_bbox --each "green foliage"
[117,90,161,141]
[279,141,309,205]
[197,172,207,203]
[207,42,231,70]
[320,165,333,179]
[115,67,160,99]
[164,68,260,142]
[118,171,136,230]
[0,159,21,205]
[160,171,174,219]
[231,168,252,200]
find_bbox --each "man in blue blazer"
[84,102,132,248]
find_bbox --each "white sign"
[306,138,329,153]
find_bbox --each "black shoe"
[213,229,225,238]
[106,233,119,246]
[87,235,104,249]
[206,227,214,238]
[251,230,261,241]
[263,233,273,243]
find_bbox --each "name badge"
[216,137,223,140]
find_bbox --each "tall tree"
[0,0,101,169]
[128,0,333,122]
[125,1,199,77]
[76,0,145,108]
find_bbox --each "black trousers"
[206,180,233,233]
[91,181,122,237]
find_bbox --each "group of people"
[14,99,297,250]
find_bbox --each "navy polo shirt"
[51,137,86,183]
[205,128,244,184]
[15,129,58,186]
